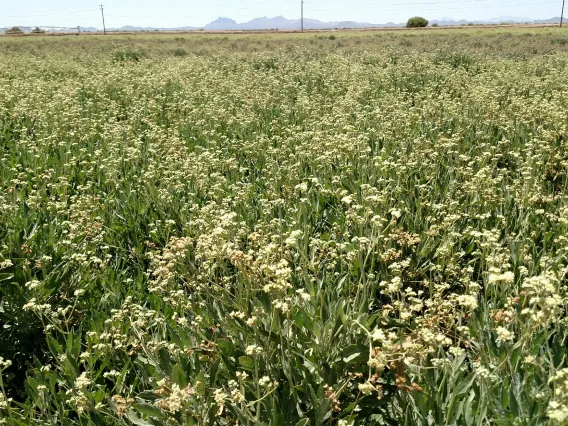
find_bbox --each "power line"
[344,0,504,7]
[562,0,565,27]
[333,0,553,8]
[352,0,519,5]
[106,9,301,20]
[333,0,556,12]
[309,0,548,8]
[2,8,99,19]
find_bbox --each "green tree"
[406,16,429,28]
[6,26,24,34]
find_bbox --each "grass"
[0,27,568,425]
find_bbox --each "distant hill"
[197,15,561,30]
[187,15,562,30]
[116,25,199,32]
[204,16,395,30]
[0,16,562,34]
[533,17,562,24]
[204,17,239,30]
[430,17,561,26]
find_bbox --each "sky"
[1,0,563,29]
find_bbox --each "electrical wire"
[3,8,99,19]
[338,0,558,12]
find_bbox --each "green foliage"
[112,49,148,63]
[551,37,568,46]
[171,47,188,57]
[5,26,23,35]
[434,50,479,72]
[406,17,429,28]
[0,29,568,426]
[252,56,278,70]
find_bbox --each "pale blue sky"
[1,0,562,29]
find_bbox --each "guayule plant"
[0,29,568,426]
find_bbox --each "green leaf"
[295,309,315,332]
[46,335,63,357]
[89,411,109,426]
[336,301,347,324]
[127,409,154,426]
[156,347,173,375]
[132,403,168,420]
[342,344,366,364]
[136,390,160,402]
[343,401,357,415]
[509,385,519,418]
[195,372,206,396]
[454,374,475,396]
[238,356,255,371]
[171,364,187,388]
[343,352,363,364]
[25,377,40,402]
[217,339,234,355]
[0,273,13,283]
[464,390,475,426]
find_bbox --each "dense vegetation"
[4,27,23,35]
[406,17,429,28]
[1,28,568,425]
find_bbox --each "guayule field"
[1,28,568,425]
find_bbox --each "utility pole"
[301,0,304,32]
[100,4,106,35]
[562,0,565,27]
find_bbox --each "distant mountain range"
[0,16,562,33]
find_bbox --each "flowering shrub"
[0,29,568,425]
